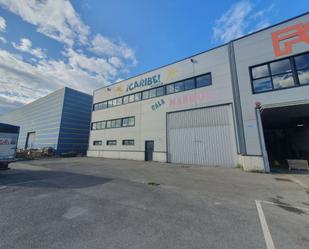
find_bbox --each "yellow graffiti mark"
[115,85,123,93]
[166,68,177,81]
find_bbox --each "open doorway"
[261,104,309,171]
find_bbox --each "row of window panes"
[91,116,135,130]
[250,52,309,93]
[93,73,212,111]
[93,139,134,146]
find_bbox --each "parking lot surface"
[0,157,308,249]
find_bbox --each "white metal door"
[167,105,237,167]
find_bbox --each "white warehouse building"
[88,13,309,172]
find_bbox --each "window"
[106,120,111,129]
[174,81,185,92]
[149,88,156,98]
[122,139,134,145]
[166,84,174,94]
[196,74,211,88]
[251,64,269,79]
[122,117,129,127]
[107,140,117,145]
[93,140,102,146]
[115,97,122,106]
[123,96,129,104]
[250,52,309,93]
[142,90,150,99]
[92,72,213,111]
[115,119,122,128]
[92,123,97,130]
[295,53,309,85]
[184,78,195,90]
[252,77,273,92]
[135,92,142,101]
[156,86,165,96]
[96,121,103,130]
[128,117,135,126]
[110,120,116,128]
[129,94,135,103]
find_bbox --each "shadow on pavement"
[0,169,112,189]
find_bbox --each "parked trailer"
[0,123,20,170]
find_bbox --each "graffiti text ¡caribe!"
[126,74,161,92]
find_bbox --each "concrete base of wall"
[87,150,167,163]
[238,155,265,172]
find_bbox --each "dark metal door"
[145,141,154,161]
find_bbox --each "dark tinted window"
[295,53,309,70]
[174,81,185,92]
[270,59,291,75]
[93,140,102,146]
[196,74,211,88]
[107,140,117,145]
[122,140,134,145]
[252,77,272,92]
[156,86,165,96]
[184,79,195,90]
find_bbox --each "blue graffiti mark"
[151,99,165,111]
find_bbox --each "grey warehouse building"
[0,87,92,155]
[88,13,309,172]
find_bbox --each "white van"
[0,123,19,170]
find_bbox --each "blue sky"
[0,0,308,114]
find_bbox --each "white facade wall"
[88,13,309,171]
[234,13,309,155]
[88,45,236,162]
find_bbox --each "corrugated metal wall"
[167,105,237,167]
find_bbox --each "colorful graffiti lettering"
[272,21,309,57]
[126,74,161,92]
[169,89,214,108]
[151,99,165,111]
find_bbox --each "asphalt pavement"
[0,157,308,249]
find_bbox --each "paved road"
[0,157,308,249]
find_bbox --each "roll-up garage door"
[167,105,237,167]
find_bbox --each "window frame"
[106,140,117,146]
[92,72,212,111]
[93,140,102,146]
[249,51,309,94]
[122,139,135,146]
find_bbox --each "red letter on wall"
[272,22,309,57]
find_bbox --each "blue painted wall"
[0,89,65,150]
[57,88,92,154]
[0,87,92,155]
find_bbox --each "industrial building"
[88,13,309,172]
[0,87,92,155]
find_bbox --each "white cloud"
[0,0,89,46]
[0,15,5,31]
[0,36,6,43]
[12,38,46,59]
[0,48,109,108]
[213,1,274,43]
[89,34,137,66]
[0,0,137,114]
